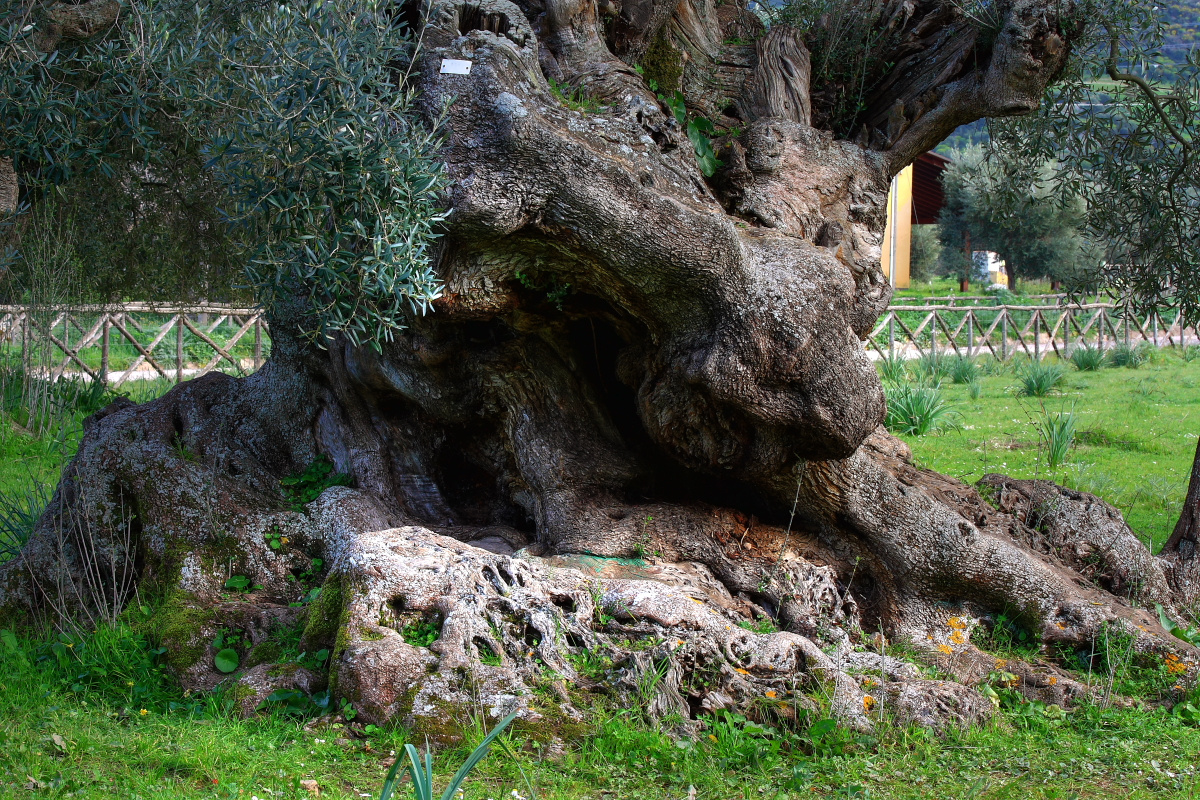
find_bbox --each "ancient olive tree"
[2,0,1198,735]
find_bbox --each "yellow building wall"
[881,165,913,289]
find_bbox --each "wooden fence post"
[888,314,895,360]
[1001,310,1008,361]
[249,316,259,371]
[1034,310,1040,361]
[931,312,937,361]
[967,312,975,358]
[176,314,184,384]
[100,315,110,387]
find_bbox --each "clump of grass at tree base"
[884,384,959,436]
[1015,360,1065,397]
[1070,345,1105,371]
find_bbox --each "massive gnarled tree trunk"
[3,0,1197,737]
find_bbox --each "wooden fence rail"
[0,304,268,387]
[869,303,1200,362]
[2,302,1193,383]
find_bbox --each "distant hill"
[1161,2,1200,59]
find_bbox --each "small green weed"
[915,352,951,384]
[378,712,520,800]
[401,618,441,648]
[280,455,352,508]
[548,79,603,113]
[971,610,1040,659]
[0,478,49,561]
[737,615,778,634]
[1036,407,1077,470]
[876,354,906,384]
[1157,604,1200,647]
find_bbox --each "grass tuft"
[949,356,980,385]
[884,385,959,436]
[1015,361,1065,397]
[1070,345,1105,371]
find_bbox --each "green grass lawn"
[892,277,1059,301]
[888,349,1200,551]
[1,355,1200,799]
[2,622,1200,800]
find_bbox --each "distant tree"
[936,147,1098,293]
[908,224,942,284]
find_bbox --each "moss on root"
[300,572,345,648]
[641,32,683,94]
[141,590,217,673]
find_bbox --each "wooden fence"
[2,302,1194,384]
[0,304,268,387]
[869,303,1200,362]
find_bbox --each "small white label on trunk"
[440,59,472,75]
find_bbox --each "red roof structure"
[911,151,951,225]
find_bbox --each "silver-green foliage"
[990,0,1200,325]
[194,0,446,348]
[1,0,446,349]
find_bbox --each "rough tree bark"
[2,0,1197,739]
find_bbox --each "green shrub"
[1182,345,1200,363]
[885,385,959,436]
[1069,345,1105,371]
[949,356,980,385]
[967,379,982,401]
[1016,361,1065,397]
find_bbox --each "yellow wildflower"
[765,690,778,699]
[947,617,967,630]
[1047,676,1058,686]
[937,644,953,655]
[950,631,966,645]
[708,734,718,743]
[139,709,148,716]
[863,695,877,711]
